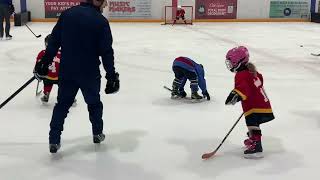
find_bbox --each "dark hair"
[246,62,257,76]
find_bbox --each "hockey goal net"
[163,6,193,25]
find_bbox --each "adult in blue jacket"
[0,0,14,40]
[171,56,210,100]
[34,0,119,153]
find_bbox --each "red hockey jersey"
[234,70,273,118]
[176,9,185,17]
[36,50,61,82]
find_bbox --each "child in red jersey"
[173,6,187,24]
[224,46,275,159]
[34,34,61,103]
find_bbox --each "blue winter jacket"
[44,2,115,81]
[0,0,12,5]
[172,56,207,93]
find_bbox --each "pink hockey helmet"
[225,46,249,72]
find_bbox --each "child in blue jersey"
[171,56,211,100]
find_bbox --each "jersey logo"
[253,77,269,102]
[53,56,60,63]
[48,63,57,73]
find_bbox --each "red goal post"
[163,6,193,25]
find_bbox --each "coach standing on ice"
[0,0,14,40]
[34,0,120,153]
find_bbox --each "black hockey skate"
[5,35,12,40]
[171,86,180,99]
[93,133,105,144]
[179,90,187,98]
[41,93,50,103]
[191,92,203,100]
[244,138,263,159]
[49,144,61,153]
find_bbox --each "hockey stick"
[0,76,36,109]
[36,80,42,96]
[311,53,320,56]
[163,85,172,92]
[25,24,42,38]
[201,112,244,160]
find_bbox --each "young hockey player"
[173,6,187,25]
[171,56,210,101]
[224,46,275,159]
[34,34,60,103]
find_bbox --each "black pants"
[49,77,103,144]
[245,113,275,127]
[0,4,11,37]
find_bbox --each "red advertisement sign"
[195,0,237,19]
[44,0,83,18]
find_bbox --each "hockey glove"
[225,90,242,105]
[202,91,210,101]
[33,57,50,81]
[105,72,120,94]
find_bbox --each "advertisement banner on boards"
[195,0,237,19]
[44,0,83,18]
[107,0,152,18]
[269,0,309,18]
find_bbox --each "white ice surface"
[1,22,320,180]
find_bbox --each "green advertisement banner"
[269,0,309,18]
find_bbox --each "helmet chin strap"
[232,62,242,72]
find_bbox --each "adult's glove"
[105,72,120,94]
[33,57,50,81]
[225,90,242,105]
[202,91,210,101]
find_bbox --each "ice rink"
[1,22,320,180]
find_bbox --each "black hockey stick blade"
[163,85,172,92]
[25,24,42,38]
[311,53,320,56]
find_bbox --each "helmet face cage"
[225,59,234,72]
[226,57,246,72]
